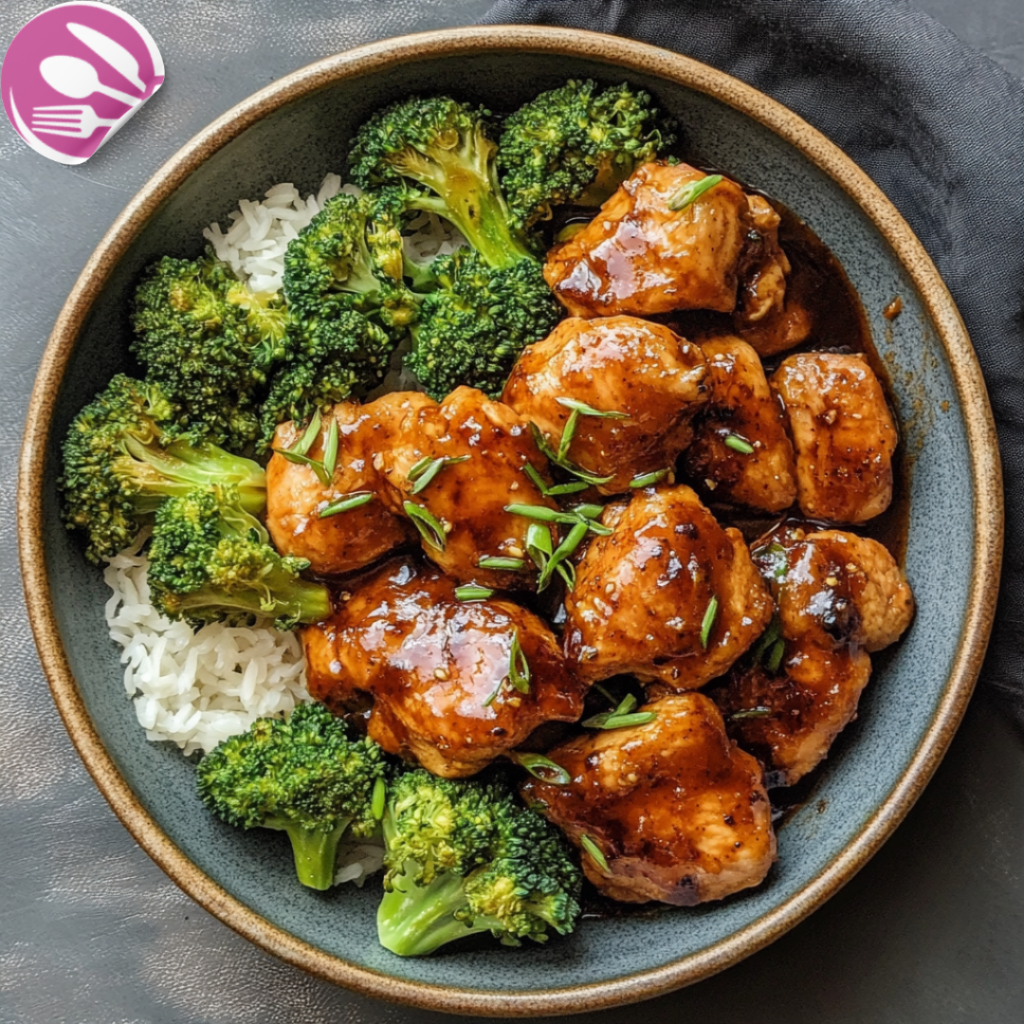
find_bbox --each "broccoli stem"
[159,579,331,628]
[377,869,484,956]
[265,818,351,891]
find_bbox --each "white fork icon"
[31,104,120,138]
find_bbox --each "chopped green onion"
[319,491,374,517]
[403,500,447,550]
[273,448,330,487]
[751,614,783,664]
[556,561,577,590]
[766,637,786,673]
[322,416,340,478]
[580,835,611,874]
[538,518,589,592]
[724,434,755,455]
[583,693,657,730]
[509,751,571,786]
[526,522,554,572]
[572,503,606,520]
[557,407,579,461]
[523,461,589,497]
[505,503,579,525]
[288,408,322,457]
[477,555,526,571]
[555,397,628,420]
[409,454,470,495]
[630,468,671,488]
[700,595,719,649]
[371,777,386,820]
[731,707,772,721]
[529,422,614,487]
[508,629,531,694]
[667,173,723,212]
[455,585,495,602]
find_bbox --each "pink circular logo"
[2,2,164,165]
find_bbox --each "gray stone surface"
[1,2,1021,1022]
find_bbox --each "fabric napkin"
[481,0,1024,727]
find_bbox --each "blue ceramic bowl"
[18,27,1003,1017]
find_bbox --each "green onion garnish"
[629,468,671,488]
[667,173,723,212]
[273,448,330,487]
[319,491,374,517]
[555,397,628,420]
[505,503,579,525]
[477,555,526,571]
[583,693,657,730]
[766,638,786,673]
[724,433,755,455]
[529,422,615,488]
[508,629,531,694]
[538,518,589,592]
[580,835,611,874]
[700,595,719,649]
[455,585,495,602]
[526,522,554,572]
[322,416,340,478]
[371,776,386,820]
[408,454,470,495]
[751,614,783,665]
[509,751,571,786]
[289,408,322,457]
[523,461,589,497]
[403,500,447,550]
[731,707,772,721]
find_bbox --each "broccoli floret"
[132,252,288,451]
[148,485,331,629]
[282,192,416,331]
[348,96,535,269]
[377,769,582,956]
[196,702,389,890]
[498,80,674,228]
[59,375,266,563]
[407,248,561,399]
[259,311,394,444]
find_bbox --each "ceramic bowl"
[17,26,1003,1017]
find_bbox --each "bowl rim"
[16,24,1004,1018]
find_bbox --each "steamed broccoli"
[377,769,582,956]
[282,191,417,331]
[197,702,389,890]
[148,485,331,629]
[407,248,561,399]
[59,375,266,563]
[132,251,289,451]
[498,80,674,228]
[348,95,535,269]
[260,311,394,444]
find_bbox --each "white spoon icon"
[39,54,141,107]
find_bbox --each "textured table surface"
[2,2,1022,1022]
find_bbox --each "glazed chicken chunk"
[302,559,586,778]
[521,693,776,905]
[714,525,914,783]
[374,386,559,590]
[564,485,773,689]
[502,316,708,494]
[544,162,768,319]
[265,394,432,575]
[683,334,797,512]
[772,353,897,523]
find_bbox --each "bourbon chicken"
[265,393,432,576]
[683,334,797,512]
[374,386,560,590]
[502,315,708,494]
[543,162,790,321]
[302,559,586,778]
[714,525,914,783]
[771,353,897,523]
[564,485,773,690]
[521,693,776,905]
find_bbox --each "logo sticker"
[2,2,164,165]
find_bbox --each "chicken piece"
[521,693,775,905]
[713,525,914,783]
[771,353,897,523]
[682,335,797,512]
[265,394,432,575]
[374,386,558,590]
[544,162,755,318]
[302,559,586,778]
[563,485,773,689]
[502,316,708,494]
[736,195,790,325]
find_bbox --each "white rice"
[103,535,309,757]
[203,176,466,296]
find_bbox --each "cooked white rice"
[103,535,309,757]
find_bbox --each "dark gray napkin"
[482,0,1024,727]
